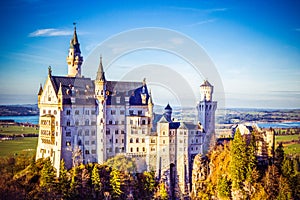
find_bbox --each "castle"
[35,26,217,197]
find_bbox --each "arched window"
[85,119,89,125]
[130,138,133,143]
[136,138,139,143]
[142,138,145,143]
[136,147,139,152]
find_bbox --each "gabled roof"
[165,103,172,110]
[50,76,96,105]
[158,115,169,123]
[169,122,180,129]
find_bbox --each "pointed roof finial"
[143,78,146,86]
[48,66,52,76]
[96,54,106,81]
[38,84,43,95]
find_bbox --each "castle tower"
[147,90,154,119]
[164,103,172,122]
[95,56,106,163]
[197,80,217,152]
[66,24,83,77]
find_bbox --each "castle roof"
[200,80,212,87]
[50,76,96,105]
[165,103,172,110]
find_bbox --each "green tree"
[58,159,70,198]
[158,182,169,200]
[274,143,284,171]
[230,128,247,190]
[110,168,122,199]
[105,155,136,174]
[263,165,280,199]
[40,157,55,188]
[217,175,231,199]
[277,176,292,200]
[91,164,102,198]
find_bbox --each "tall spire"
[96,55,106,81]
[67,23,83,77]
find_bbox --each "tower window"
[136,138,139,143]
[85,130,89,136]
[130,138,133,143]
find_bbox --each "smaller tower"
[197,80,217,153]
[147,90,154,118]
[164,103,172,122]
[67,24,83,77]
[95,55,106,163]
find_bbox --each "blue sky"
[0,0,299,108]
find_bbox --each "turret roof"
[200,80,212,87]
[96,56,106,81]
[165,103,172,110]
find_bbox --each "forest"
[191,129,300,200]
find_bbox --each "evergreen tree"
[91,164,102,199]
[263,165,280,199]
[274,143,284,171]
[110,168,122,199]
[40,157,55,188]
[277,176,292,200]
[230,128,247,190]
[217,175,231,199]
[158,182,169,200]
[58,159,70,199]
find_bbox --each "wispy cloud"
[29,28,72,37]
[186,19,216,27]
[170,6,228,13]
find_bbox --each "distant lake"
[258,122,300,128]
[0,115,39,125]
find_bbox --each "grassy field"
[0,137,37,157]
[0,125,38,157]
[0,125,38,136]
[275,134,300,156]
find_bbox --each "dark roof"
[106,81,149,106]
[169,122,180,129]
[96,56,105,81]
[70,27,81,54]
[165,103,172,110]
[50,76,96,105]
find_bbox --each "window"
[48,96,51,101]
[121,130,125,134]
[75,110,79,115]
[116,97,121,104]
[151,147,155,151]
[91,141,96,145]
[130,138,133,143]
[75,121,79,126]
[196,139,198,143]
[120,110,125,115]
[85,110,89,115]
[129,110,134,116]
[115,139,118,143]
[111,110,116,115]
[54,110,57,115]
[163,140,165,144]
[106,129,110,135]
[92,130,96,136]
[122,139,124,143]
[66,132,71,137]
[109,120,113,125]
[91,121,96,125]
[115,121,118,125]
[85,119,89,125]
[138,110,142,116]
[121,121,125,125]
[130,120,133,125]
[130,147,133,152]
[136,138,139,143]
[43,110,46,114]
[85,130,89,136]
[142,138,145,143]
[142,120,146,125]
[136,147,139,152]
[78,130,82,136]
[91,110,96,115]
[85,141,89,145]
[91,149,96,154]
[48,110,51,114]
[115,130,118,134]
[163,131,165,135]
[143,147,145,152]
[85,150,90,154]
[151,139,156,143]
[67,120,71,126]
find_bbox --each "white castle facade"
[36,27,217,197]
